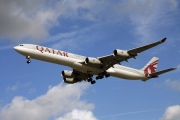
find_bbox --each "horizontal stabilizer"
[149,68,176,78]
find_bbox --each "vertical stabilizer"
[141,57,159,77]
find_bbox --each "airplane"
[14,38,176,84]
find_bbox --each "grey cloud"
[0,0,57,41]
[0,0,178,42]
[55,0,179,43]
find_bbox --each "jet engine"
[85,57,102,65]
[62,70,74,78]
[62,70,77,84]
[63,77,77,84]
[113,49,130,57]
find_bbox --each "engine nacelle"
[85,57,102,65]
[62,70,74,78]
[63,77,77,84]
[113,49,130,57]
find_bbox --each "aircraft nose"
[14,46,18,51]
[14,46,21,52]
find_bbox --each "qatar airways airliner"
[14,38,176,84]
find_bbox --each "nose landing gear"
[26,56,31,64]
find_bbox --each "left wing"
[97,38,166,70]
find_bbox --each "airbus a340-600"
[14,38,176,84]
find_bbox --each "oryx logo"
[144,60,158,77]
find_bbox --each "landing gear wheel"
[27,60,31,64]
[100,75,104,79]
[105,73,110,78]
[96,76,100,80]
[96,75,104,80]
[87,78,92,82]
[26,55,31,64]
[91,80,96,84]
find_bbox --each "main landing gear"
[86,75,96,85]
[26,56,31,64]
[96,71,110,80]
[87,77,96,84]
[86,71,110,85]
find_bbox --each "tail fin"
[141,57,159,77]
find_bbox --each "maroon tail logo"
[144,60,158,77]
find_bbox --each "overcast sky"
[0,0,180,120]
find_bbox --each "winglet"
[160,37,166,43]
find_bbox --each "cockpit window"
[20,44,23,46]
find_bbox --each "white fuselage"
[14,44,148,81]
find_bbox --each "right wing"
[97,38,167,70]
